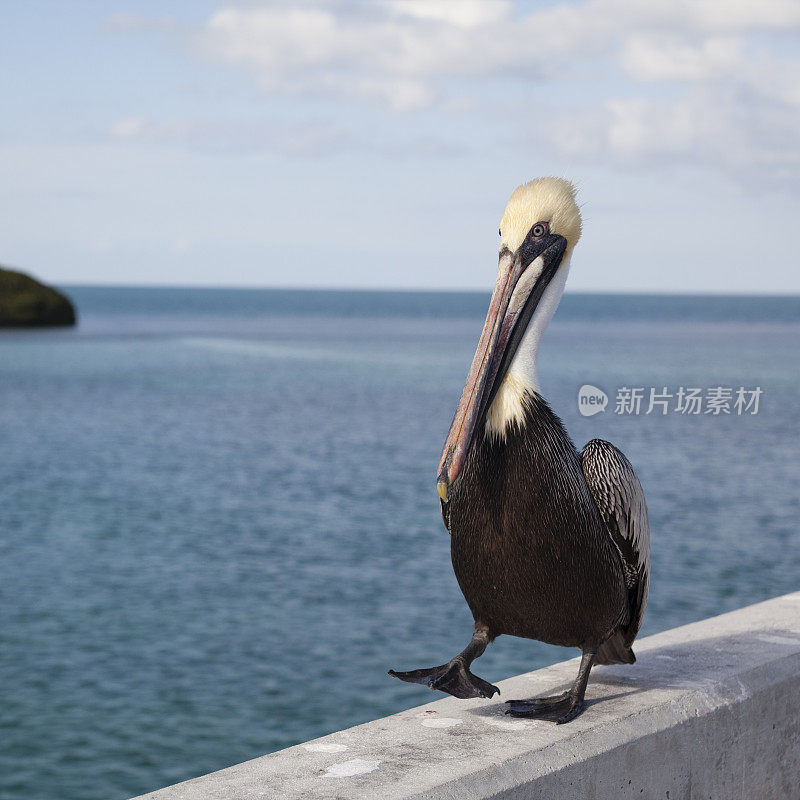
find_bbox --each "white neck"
[484,254,571,438]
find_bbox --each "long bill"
[436,235,567,501]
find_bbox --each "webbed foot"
[389,660,499,700]
[505,692,584,724]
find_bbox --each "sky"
[2,0,800,294]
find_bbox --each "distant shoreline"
[58,283,800,300]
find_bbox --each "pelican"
[390,178,649,724]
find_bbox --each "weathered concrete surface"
[134,592,800,800]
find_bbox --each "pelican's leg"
[389,624,499,699]
[505,646,596,724]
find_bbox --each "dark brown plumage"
[390,391,649,723]
[447,391,627,651]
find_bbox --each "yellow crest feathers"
[499,177,582,255]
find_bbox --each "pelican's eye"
[498,228,502,237]
[531,222,548,238]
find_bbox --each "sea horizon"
[56,281,800,299]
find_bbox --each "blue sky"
[2,0,800,293]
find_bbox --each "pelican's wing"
[581,438,650,645]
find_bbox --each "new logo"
[577,384,608,417]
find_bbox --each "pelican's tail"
[596,632,636,665]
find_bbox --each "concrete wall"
[134,592,800,800]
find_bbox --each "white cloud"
[391,0,512,27]
[190,1,800,103]
[115,0,800,186]
[106,115,465,159]
[192,2,525,110]
[539,86,800,190]
[108,117,349,157]
[111,117,147,140]
[620,35,744,81]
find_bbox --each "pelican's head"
[437,178,581,501]
[499,177,581,256]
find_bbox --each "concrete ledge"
[134,592,800,799]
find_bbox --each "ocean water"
[1,287,798,800]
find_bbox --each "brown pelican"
[390,178,649,723]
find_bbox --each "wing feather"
[581,439,650,646]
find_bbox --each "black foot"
[389,660,499,700]
[505,692,585,724]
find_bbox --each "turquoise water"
[1,287,798,799]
